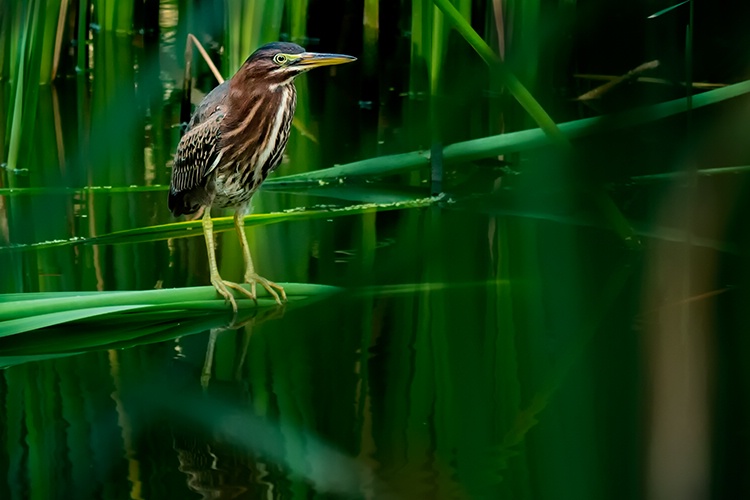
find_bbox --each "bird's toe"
[245,273,286,305]
[211,278,239,313]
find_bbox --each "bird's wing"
[170,113,223,194]
[169,81,230,203]
[168,85,229,216]
[174,80,231,186]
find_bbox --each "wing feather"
[168,83,228,216]
[170,116,222,193]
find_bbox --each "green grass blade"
[38,0,62,83]
[266,151,430,183]
[5,0,31,182]
[0,352,84,368]
[0,305,150,337]
[0,197,439,253]
[0,288,338,362]
[0,283,340,322]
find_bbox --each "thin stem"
[431,0,567,146]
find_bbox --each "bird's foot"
[210,276,247,314]
[244,272,287,305]
[210,273,286,310]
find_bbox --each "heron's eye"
[273,54,287,65]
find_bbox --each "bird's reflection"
[173,431,282,499]
[200,305,286,389]
[155,304,376,499]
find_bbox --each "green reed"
[223,0,285,75]
[92,0,135,33]
[0,283,339,336]
[432,0,564,144]
[1,0,137,187]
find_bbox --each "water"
[2,8,750,500]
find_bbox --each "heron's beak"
[296,52,357,68]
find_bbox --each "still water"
[2,12,749,500]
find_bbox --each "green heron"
[169,42,355,311]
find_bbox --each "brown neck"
[219,72,297,174]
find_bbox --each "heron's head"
[238,42,356,87]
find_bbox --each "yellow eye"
[273,54,287,65]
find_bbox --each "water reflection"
[1,201,743,499]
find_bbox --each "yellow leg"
[200,328,220,389]
[202,208,255,313]
[234,210,287,304]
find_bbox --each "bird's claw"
[244,272,287,305]
[211,275,286,312]
[211,277,240,314]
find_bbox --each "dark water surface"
[2,5,750,500]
